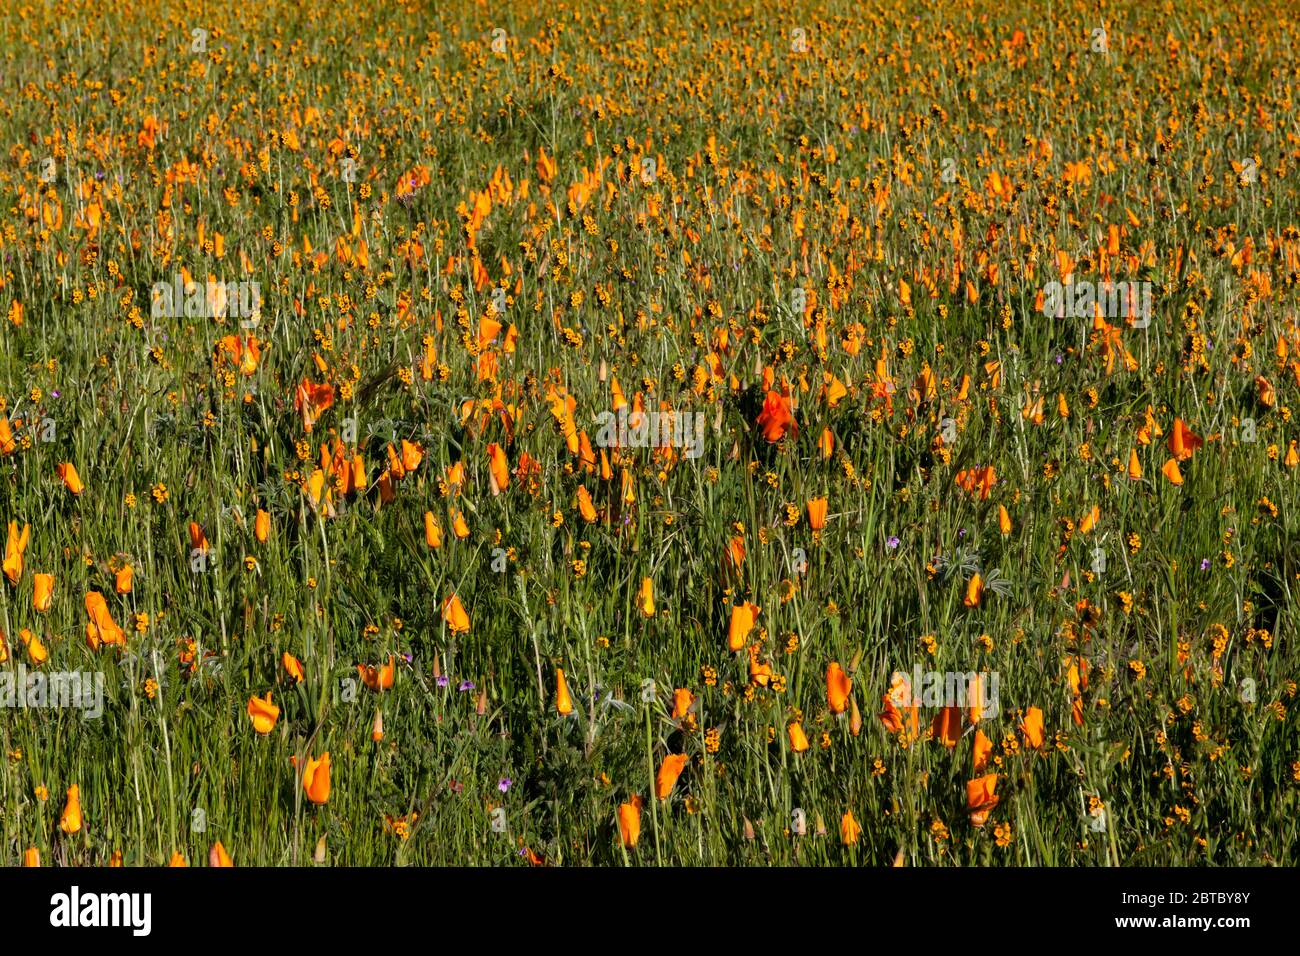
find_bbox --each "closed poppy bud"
[254,509,271,543]
[655,754,689,800]
[826,662,851,714]
[556,668,574,715]
[818,427,834,459]
[56,462,83,495]
[998,505,1012,535]
[33,573,53,613]
[59,785,82,834]
[303,752,331,805]
[22,847,40,867]
[576,485,598,523]
[246,692,279,734]
[671,688,694,719]
[115,565,133,594]
[807,496,828,530]
[1121,449,1141,482]
[442,594,470,633]
[963,572,984,608]
[168,852,188,867]
[849,696,863,736]
[787,721,810,753]
[1021,706,1045,749]
[617,795,643,848]
[841,810,862,845]
[371,708,384,742]
[282,651,304,683]
[209,841,233,867]
[423,511,442,549]
[727,601,760,651]
[967,774,1000,827]
[638,576,655,617]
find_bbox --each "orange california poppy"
[423,511,443,549]
[59,785,82,834]
[755,389,796,442]
[967,774,999,827]
[282,652,305,683]
[303,752,331,805]
[841,810,862,844]
[787,721,810,752]
[1167,418,1203,461]
[655,754,689,800]
[357,654,396,692]
[638,576,655,617]
[556,668,574,715]
[807,496,828,531]
[255,509,271,543]
[33,573,53,612]
[826,661,851,714]
[55,462,83,495]
[486,443,510,492]
[3,520,30,584]
[932,705,963,748]
[617,795,643,848]
[727,601,760,651]
[442,594,470,633]
[115,564,134,594]
[973,728,993,771]
[209,841,234,867]
[1020,706,1045,749]
[247,693,280,734]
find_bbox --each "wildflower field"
[2,0,1299,869]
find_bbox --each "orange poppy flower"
[576,486,598,523]
[442,594,470,633]
[4,521,30,585]
[282,652,305,683]
[255,509,271,543]
[617,795,643,848]
[556,668,574,715]
[787,721,810,752]
[638,576,655,617]
[756,389,796,442]
[303,752,331,805]
[22,847,40,867]
[33,573,53,613]
[209,841,234,867]
[807,496,828,530]
[357,654,396,692]
[964,572,984,607]
[826,662,851,714]
[487,442,510,492]
[55,462,83,495]
[932,705,962,748]
[1167,418,1203,461]
[84,591,126,648]
[1161,458,1184,485]
[967,774,999,827]
[672,688,695,719]
[115,564,134,594]
[1020,706,1045,749]
[973,728,993,771]
[247,693,279,734]
[727,601,760,651]
[655,754,689,800]
[841,810,862,845]
[423,511,443,548]
[59,785,82,834]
